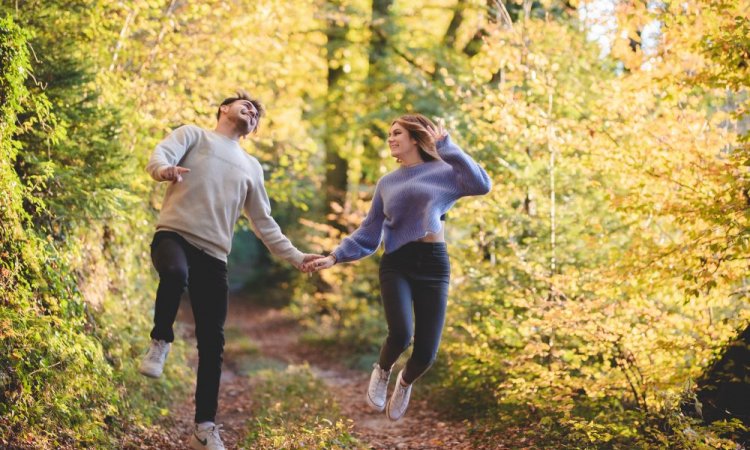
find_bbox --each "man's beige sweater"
[146,125,304,265]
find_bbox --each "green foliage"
[0,7,189,448]
[243,365,364,449]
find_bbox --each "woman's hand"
[302,254,336,272]
[429,119,449,143]
[298,254,325,273]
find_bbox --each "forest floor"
[124,292,516,449]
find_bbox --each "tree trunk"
[324,2,349,230]
[360,0,393,182]
[688,324,750,441]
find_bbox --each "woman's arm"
[436,133,492,196]
[329,182,387,264]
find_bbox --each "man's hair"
[216,90,265,132]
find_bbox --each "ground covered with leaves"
[125,294,503,449]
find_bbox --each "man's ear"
[220,104,229,116]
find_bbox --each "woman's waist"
[415,228,445,243]
[383,238,448,257]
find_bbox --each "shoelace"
[394,381,410,402]
[207,424,224,442]
[375,364,390,382]
[147,342,167,362]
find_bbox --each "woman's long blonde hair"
[391,114,442,162]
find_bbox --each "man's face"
[223,100,259,136]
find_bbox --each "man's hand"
[159,165,191,183]
[298,253,325,273]
[302,254,336,272]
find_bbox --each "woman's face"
[387,122,418,160]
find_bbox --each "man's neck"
[214,122,242,141]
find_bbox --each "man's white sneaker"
[190,422,225,450]
[366,362,391,412]
[386,370,412,421]
[139,339,171,378]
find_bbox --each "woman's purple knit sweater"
[332,134,492,263]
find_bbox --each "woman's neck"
[399,154,425,168]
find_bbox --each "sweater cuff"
[436,134,451,150]
[331,248,345,264]
[288,249,305,267]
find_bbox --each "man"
[139,90,320,450]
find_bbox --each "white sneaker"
[190,422,225,450]
[366,362,391,411]
[139,339,171,378]
[386,370,412,421]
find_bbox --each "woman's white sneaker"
[366,362,391,412]
[386,370,412,421]
[190,422,225,450]
[139,339,171,378]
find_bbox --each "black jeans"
[150,231,228,424]
[378,242,450,384]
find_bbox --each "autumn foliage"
[1,0,748,448]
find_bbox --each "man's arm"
[145,125,197,182]
[243,161,308,267]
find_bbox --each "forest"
[1,0,749,448]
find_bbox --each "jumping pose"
[305,114,491,421]
[140,91,321,450]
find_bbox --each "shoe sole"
[365,391,386,412]
[385,397,403,421]
[140,371,162,378]
[139,365,163,378]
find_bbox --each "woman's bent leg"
[377,267,414,370]
[401,278,448,384]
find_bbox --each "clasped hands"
[299,254,336,273]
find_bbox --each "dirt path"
[132,293,488,449]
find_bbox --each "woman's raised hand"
[429,118,449,142]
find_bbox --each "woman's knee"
[411,349,438,370]
[386,331,412,353]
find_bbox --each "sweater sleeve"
[332,182,386,263]
[145,125,199,181]
[243,161,305,266]
[436,134,492,196]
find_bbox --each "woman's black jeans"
[377,241,450,384]
[150,231,228,424]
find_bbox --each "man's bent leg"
[188,250,228,424]
[150,232,190,343]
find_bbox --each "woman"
[305,114,491,421]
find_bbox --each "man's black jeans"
[150,231,228,424]
[377,241,451,384]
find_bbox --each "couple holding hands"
[138,90,491,450]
